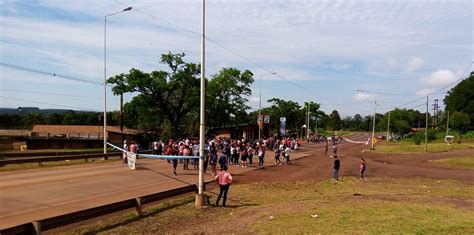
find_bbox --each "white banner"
[342,137,369,145]
[127,152,136,170]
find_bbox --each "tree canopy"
[444,72,474,128]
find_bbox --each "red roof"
[31,125,142,135]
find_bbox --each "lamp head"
[123,6,132,11]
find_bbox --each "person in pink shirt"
[183,145,190,170]
[214,165,233,207]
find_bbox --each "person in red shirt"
[214,165,233,207]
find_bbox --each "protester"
[284,145,291,165]
[215,165,233,207]
[324,139,329,157]
[122,140,128,165]
[183,145,190,170]
[129,140,137,170]
[209,146,218,175]
[258,143,265,167]
[274,147,282,165]
[333,155,340,181]
[360,158,366,180]
[219,152,228,171]
[331,143,338,158]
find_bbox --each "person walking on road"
[215,165,233,207]
[284,145,291,165]
[333,155,340,181]
[129,141,138,170]
[360,158,366,180]
[324,139,329,157]
[122,140,128,165]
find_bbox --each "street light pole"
[425,96,428,151]
[259,72,276,140]
[196,0,206,207]
[371,100,377,149]
[386,110,391,141]
[307,101,310,140]
[104,6,132,154]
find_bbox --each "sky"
[0,0,472,118]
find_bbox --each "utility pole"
[307,102,310,140]
[446,111,450,136]
[258,72,276,140]
[196,0,206,207]
[371,100,377,149]
[432,99,439,129]
[386,110,391,141]
[425,96,428,152]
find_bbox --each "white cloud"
[0,0,471,115]
[354,92,375,101]
[386,58,399,71]
[316,61,352,71]
[416,88,433,96]
[405,56,424,72]
[421,69,457,87]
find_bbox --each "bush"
[409,131,437,144]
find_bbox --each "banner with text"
[280,117,286,136]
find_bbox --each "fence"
[0,152,123,167]
[0,184,202,235]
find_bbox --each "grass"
[56,177,474,234]
[431,156,474,169]
[373,142,474,154]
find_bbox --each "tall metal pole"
[258,72,276,140]
[386,110,390,141]
[103,7,132,154]
[103,16,108,154]
[120,93,124,140]
[446,111,450,136]
[371,100,376,149]
[306,102,310,140]
[197,0,206,206]
[258,75,262,140]
[425,96,428,151]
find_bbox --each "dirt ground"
[45,140,473,234]
[233,141,474,185]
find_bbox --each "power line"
[385,61,473,112]
[113,0,327,102]
[0,62,102,85]
[0,95,101,111]
[1,88,120,101]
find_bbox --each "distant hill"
[0,107,96,116]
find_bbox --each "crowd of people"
[121,134,367,207]
[140,136,303,176]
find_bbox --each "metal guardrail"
[0,152,122,167]
[0,184,200,235]
[0,150,152,167]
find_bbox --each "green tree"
[328,110,341,133]
[450,111,471,143]
[206,67,254,130]
[108,52,200,137]
[444,72,474,128]
[266,98,302,135]
[23,113,44,128]
[386,108,412,138]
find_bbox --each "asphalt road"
[1,136,350,230]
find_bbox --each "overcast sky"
[0,0,472,117]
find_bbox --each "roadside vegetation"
[431,155,474,169]
[373,142,474,154]
[57,177,474,234]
